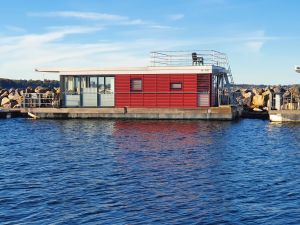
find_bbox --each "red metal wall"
[115,74,211,108]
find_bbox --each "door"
[99,76,115,107]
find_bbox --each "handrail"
[22,93,59,108]
[149,50,234,86]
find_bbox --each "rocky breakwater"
[0,86,60,109]
[235,85,300,118]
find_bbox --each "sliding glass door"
[82,77,98,107]
[100,77,115,107]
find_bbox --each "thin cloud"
[0,26,102,54]
[168,14,185,21]
[244,41,264,53]
[28,11,128,21]
[28,11,149,27]
[0,25,190,79]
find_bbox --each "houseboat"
[23,51,239,120]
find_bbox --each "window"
[89,77,97,88]
[105,77,114,94]
[170,82,182,90]
[98,77,105,94]
[131,79,142,91]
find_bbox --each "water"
[0,119,299,225]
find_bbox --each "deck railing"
[22,93,59,108]
[150,50,234,86]
[269,93,300,110]
[150,50,227,67]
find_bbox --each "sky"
[1,0,300,84]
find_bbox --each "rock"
[253,88,263,95]
[289,85,300,97]
[25,87,34,93]
[1,97,10,106]
[283,90,291,98]
[35,86,49,93]
[253,107,263,112]
[44,91,54,98]
[252,94,265,108]
[1,90,8,98]
[273,86,285,94]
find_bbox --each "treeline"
[0,78,59,89]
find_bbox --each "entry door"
[197,74,211,107]
[82,77,98,107]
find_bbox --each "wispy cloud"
[0,25,189,79]
[28,11,150,27]
[28,10,178,31]
[244,41,264,53]
[28,11,127,21]
[0,26,102,55]
[168,14,185,21]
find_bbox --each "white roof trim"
[36,65,226,75]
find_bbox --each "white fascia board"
[37,65,220,76]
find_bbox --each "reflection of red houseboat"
[30,51,237,120]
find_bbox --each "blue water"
[0,119,299,225]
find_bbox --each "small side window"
[131,79,142,91]
[170,82,182,90]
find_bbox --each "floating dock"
[269,110,300,122]
[0,109,23,119]
[20,106,240,120]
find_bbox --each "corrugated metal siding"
[115,75,130,107]
[184,75,197,107]
[115,74,201,108]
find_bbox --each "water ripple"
[0,119,299,224]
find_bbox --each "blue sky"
[1,0,300,84]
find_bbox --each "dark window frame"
[170,81,183,90]
[130,78,143,92]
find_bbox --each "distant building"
[296,66,300,73]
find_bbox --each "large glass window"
[74,77,80,94]
[105,77,114,94]
[89,77,97,88]
[64,76,80,107]
[64,75,115,107]
[81,77,87,89]
[65,77,73,93]
[65,76,80,94]
[98,77,105,94]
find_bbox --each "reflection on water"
[0,119,299,224]
[113,120,232,151]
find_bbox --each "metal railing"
[150,50,226,66]
[281,95,300,110]
[270,93,300,110]
[150,50,234,86]
[22,93,59,108]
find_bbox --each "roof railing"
[150,50,228,67]
[150,50,234,85]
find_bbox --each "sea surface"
[0,118,299,225]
